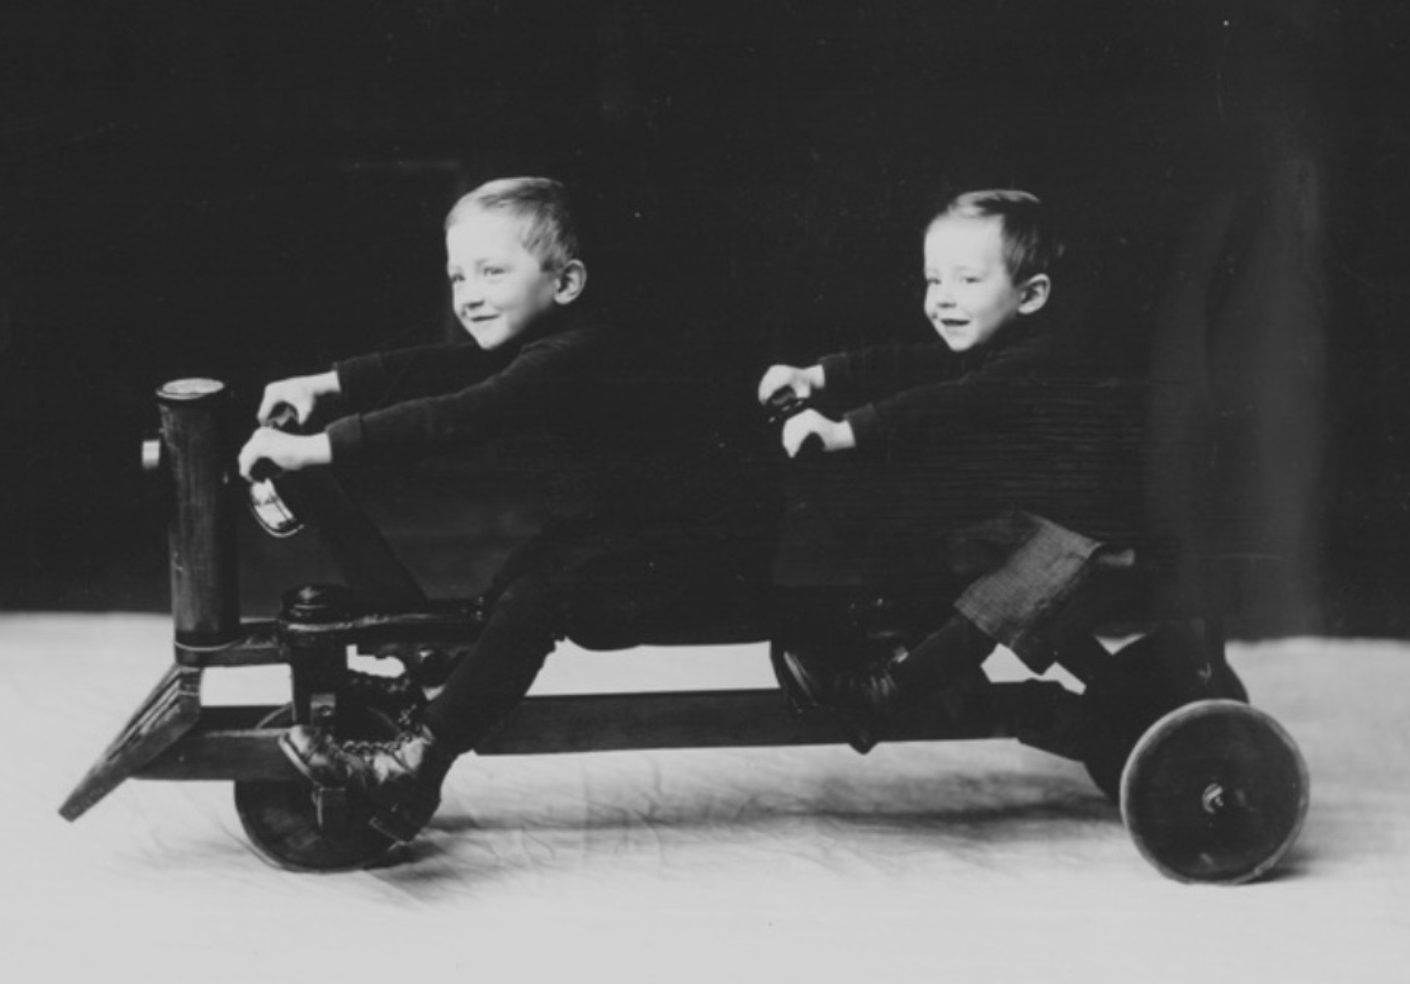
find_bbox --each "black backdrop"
[3,0,1407,635]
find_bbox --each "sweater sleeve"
[842,332,1056,455]
[819,344,961,405]
[334,342,511,413]
[326,327,607,465]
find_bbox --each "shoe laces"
[342,671,415,697]
[339,731,416,757]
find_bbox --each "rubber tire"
[1120,699,1309,884]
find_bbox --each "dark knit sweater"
[818,322,1058,457]
[327,311,610,466]
[799,320,1147,547]
[323,307,775,524]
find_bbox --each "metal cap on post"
[157,378,240,645]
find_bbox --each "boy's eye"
[482,266,505,278]
[448,272,464,284]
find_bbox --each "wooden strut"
[58,663,204,820]
[104,680,1047,786]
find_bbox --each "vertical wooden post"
[157,378,240,645]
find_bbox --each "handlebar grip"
[249,459,279,483]
[764,391,810,427]
[795,433,825,460]
[265,403,299,433]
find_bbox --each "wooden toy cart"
[60,378,1309,883]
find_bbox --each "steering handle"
[795,433,824,459]
[265,403,300,433]
[764,389,810,428]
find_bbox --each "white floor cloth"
[2,614,1407,983]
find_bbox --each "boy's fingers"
[781,413,811,456]
[758,365,796,403]
[782,410,839,458]
[257,381,310,423]
[257,390,293,424]
[238,430,275,480]
[757,373,781,403]
[237,442,256,481]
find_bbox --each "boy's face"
[922,215,1047,352]
[445,209,567,350]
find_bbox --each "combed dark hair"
[444,176,581,272]
[930,189,1063,283]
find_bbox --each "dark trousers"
[423,505,780,754]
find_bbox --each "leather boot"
[339,671,427,726]
[778,613,995,715]
[280,721,455,843]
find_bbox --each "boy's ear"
[553,259,588,305]
[1016,273,1051,315]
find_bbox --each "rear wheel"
[1121,700,1308,884]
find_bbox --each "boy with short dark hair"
[238,176,776,842]
[759,189,1128,728]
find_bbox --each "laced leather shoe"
[774,648,904,754]
[279,721,454,843]
[778,647,908,715]
[775,614,998,754]
[339,670,427,727]
[779,614,995,714]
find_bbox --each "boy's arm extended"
[334,341,515,413]
[818,343,961,406]
[238,341,527,480]
[324,326,605,466]
[840,335,1055,454]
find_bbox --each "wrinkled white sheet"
[2,614,1407,983]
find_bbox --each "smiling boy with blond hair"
[239,176,778,841]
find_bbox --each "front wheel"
[233,703,400,872]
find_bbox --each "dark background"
[2,0,1407,635]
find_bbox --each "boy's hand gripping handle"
[764,391,824,459]
[247,403,304,537]
[763,389,809,429]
